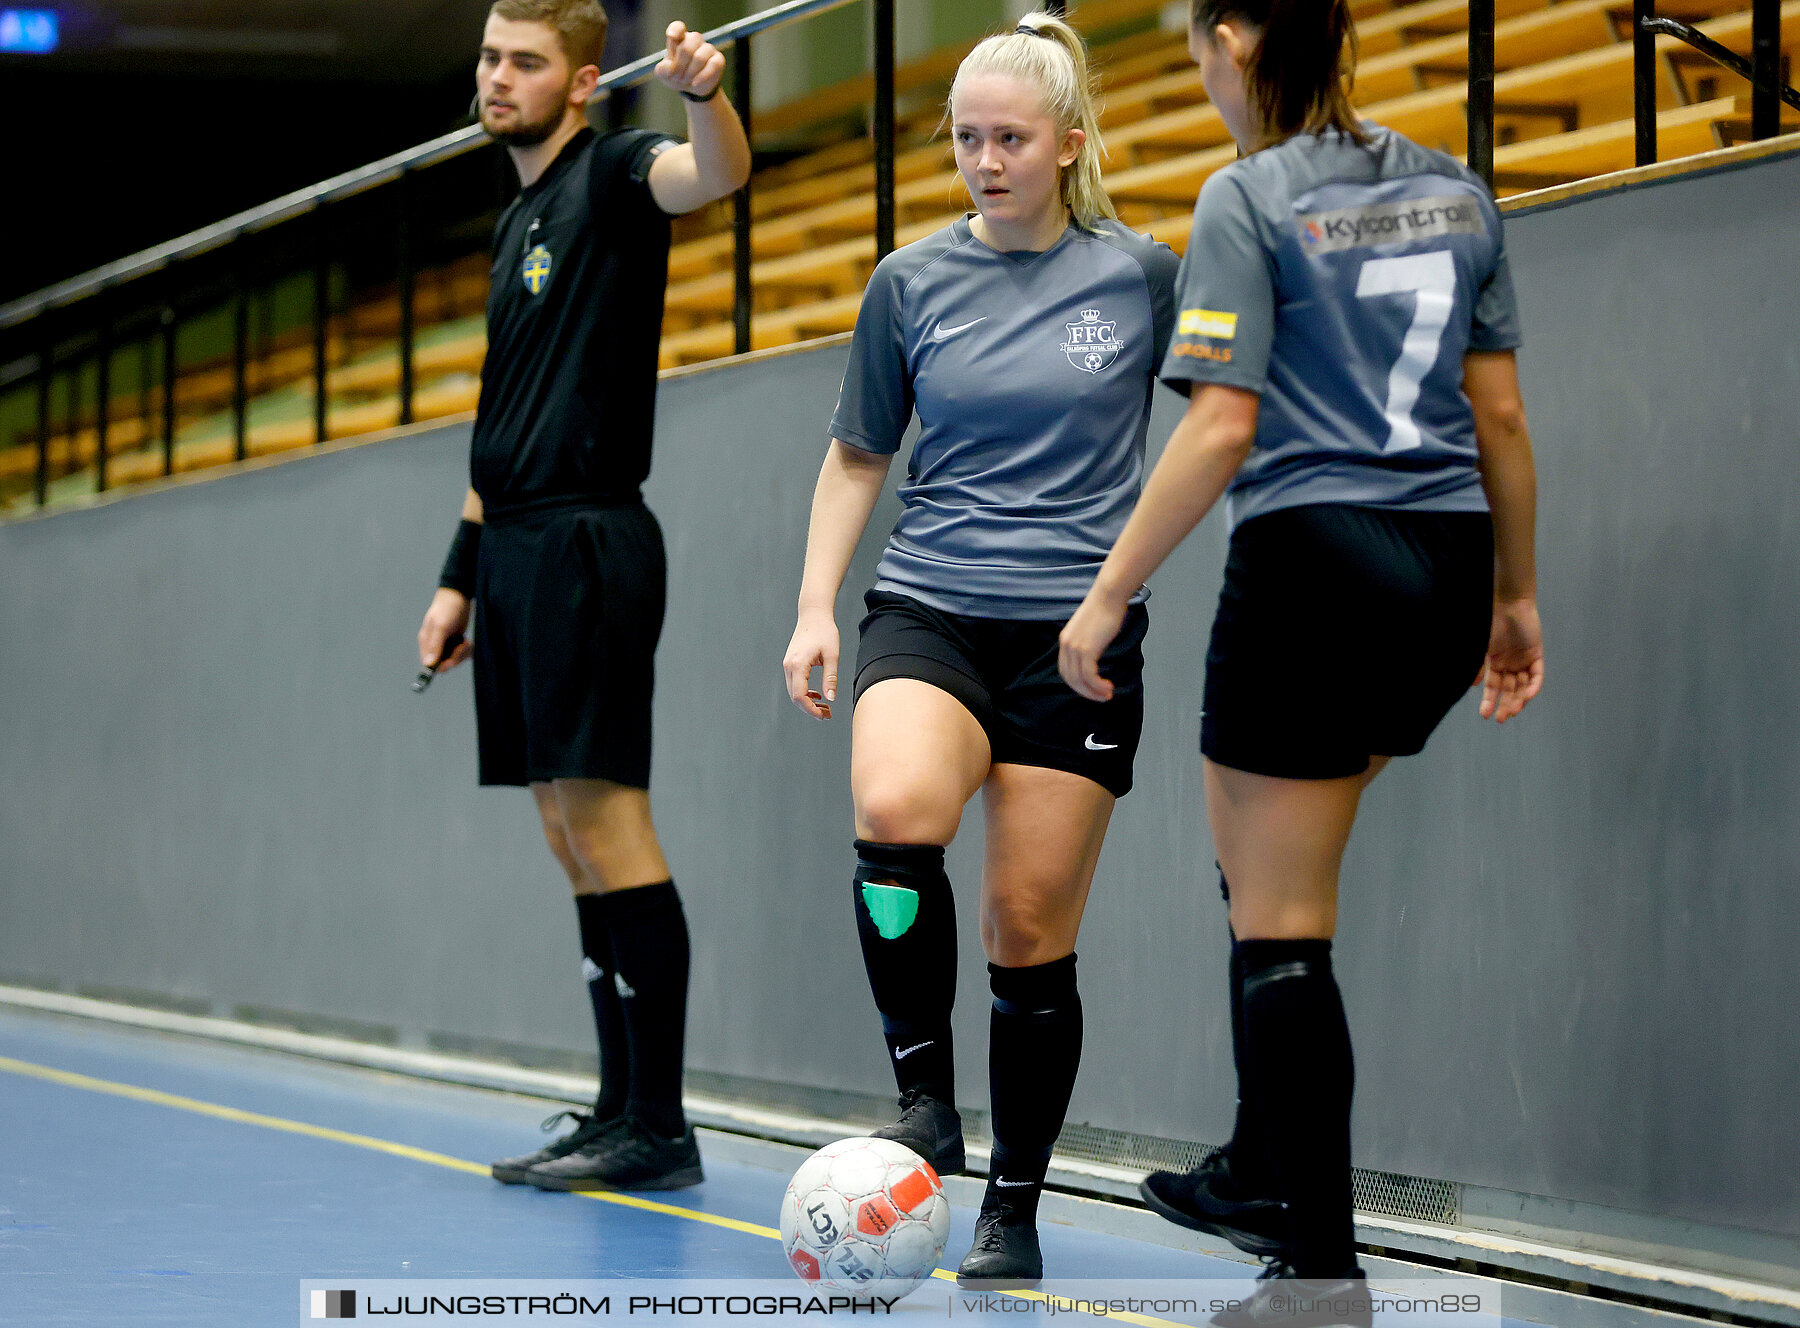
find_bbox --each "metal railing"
[1468,0,1498,187]
[0,0,899,511]
[1636,0,1798,162]
[1465,0,1793,188]
[10,0,1791,512]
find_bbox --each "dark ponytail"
[1190,0,1367,146]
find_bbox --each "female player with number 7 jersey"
[1059,0,1544,1322]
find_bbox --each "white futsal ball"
[779,1137,951,1299]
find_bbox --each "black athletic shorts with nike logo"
[853,589,1148,798]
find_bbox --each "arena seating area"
[4,0,1795,509]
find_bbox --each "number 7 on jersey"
[1355,251,1456,455]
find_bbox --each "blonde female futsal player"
[782,12,1179,1287]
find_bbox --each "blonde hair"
[948,11,1117,232]
[490,0,609,72]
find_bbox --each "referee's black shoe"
[955,1198,1042,1289]
[526,1117,704,1192]
[870,1089,966,1175]
[1140,1151,1291,1257]
[1209,1261,1371,1328]
[491,1110,623,1185]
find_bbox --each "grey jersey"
[831,217,1180,618]
[1160,126,1521,529]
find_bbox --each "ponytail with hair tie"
[949,11,1118,232]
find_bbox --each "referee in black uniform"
[417,0,748,1193]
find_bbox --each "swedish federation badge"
[1062,308,1122,373]
[523,243,553,295]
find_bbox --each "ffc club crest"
[523,243,553,295]
[1061,308,1122,373]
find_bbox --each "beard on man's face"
[485,79,575,145]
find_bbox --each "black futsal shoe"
[527,1117,704,1192]
[871,1088,966,1175]
[955,1198,1044,1288]
[1209,1262,1372,1328]
[490,1110,622,1185]
[1140,1151,1292,1257]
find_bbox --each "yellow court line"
[0,1053,773,1240]
[1,1053,491,1176]
[0,1052,1189,1328]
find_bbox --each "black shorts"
[1201,504,1493,780]
[473,501,666,788]
[853,589,1148,798]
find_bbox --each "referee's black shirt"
[470,126,679,519]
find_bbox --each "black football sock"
[1218,869,1250,1168]
[600,880,691,1140]
[574,892,630,1122]
[1217,868,1271,1191]
[1239,939,1356,1277]
[985,954,1082,1218]
[853,840,958,1105]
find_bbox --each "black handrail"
[1642,13,1800,113]
[0,0,867,333]
[1634,0,1796,166]
[3,0,897,509]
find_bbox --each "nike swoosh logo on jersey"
[993,1178,1035,1188]
[932,317,986,341]
[1085,735,1119,751]
[893,1040,934,1060]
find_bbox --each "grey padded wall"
[3,150,1797,1245]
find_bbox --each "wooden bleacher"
[6,0,1795,510]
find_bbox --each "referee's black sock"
[853,840,958,1105]
[600,880,690,1140]
[986,954,1082,1216]
[1239,939,1356,1277]
[573,892,630,1122]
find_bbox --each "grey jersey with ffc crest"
[1160,126,1522,529]
[831,217,1179,619]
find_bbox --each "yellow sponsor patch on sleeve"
[1177,308,1238,340]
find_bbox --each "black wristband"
[439,519,482,597]
[680,85,720,103]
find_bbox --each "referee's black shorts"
[853,589,1149,798]
[1201,504,1493,780]
[472,500,666,789]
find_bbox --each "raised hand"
[654,21,725,101]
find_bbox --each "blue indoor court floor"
[0,1007,1544,1328]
